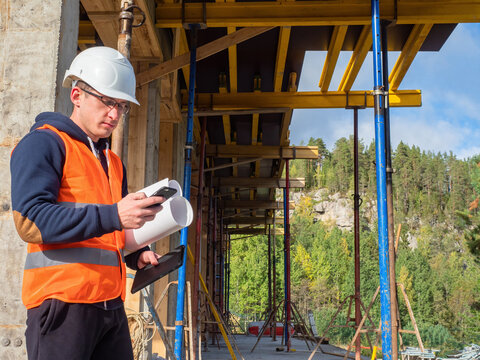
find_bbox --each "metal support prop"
[113,1,133,159]
[175,24,199,360]
[268,224,272,315]
[220,213,225,314]
[272,211,277,341]
[381,20,399,360]
[206,179,214,346]
[113,1,145,159]
[371,1,392,359]
[213,196,218,309]
[226,235,231,317]
[353,108,362,360]
[283,159,292,351]
[192,116,207,359]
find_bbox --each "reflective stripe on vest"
[25,247,119,270]
[58,201,106,209]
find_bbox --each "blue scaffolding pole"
[174,24,199,360]
[371,1,392,359]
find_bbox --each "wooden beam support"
[320,25,348,92]
[227,26,238,93]
[203,158,262,173]
[338,25,372,92]
[227,228,267,235]
[187,90,422,110]
[213,176,305,188]
[156,1,480,28]
[219,200,284,210]
[225,217,284,225]
[82,1,164,58]
[389,24,433,91]
[127,63,149,192]
[206,145,318,159]
[136,27,274,87]
[78,20,96,44]
[274,26,291,92]
[192,108,289,117]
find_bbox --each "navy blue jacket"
[10,112,146,270]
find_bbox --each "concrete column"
[0,1,78,358]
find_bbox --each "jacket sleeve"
[10,130,122,245]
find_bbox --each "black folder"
[131,245,185,294]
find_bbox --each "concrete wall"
[0,1,78,358]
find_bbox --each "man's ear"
[70,87,82,107]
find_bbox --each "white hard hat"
[63,46,139,105]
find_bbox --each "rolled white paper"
[124,179,193,252]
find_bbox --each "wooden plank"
[213,177,305,188]
[188,90,422,110]
[206,145,318,159]
[320,25,348,92]
[227,228,267,235]
[133,0,164,59]
[224,217,284,225]
[127,63,150,191]
[389,24,433,91]
[273,26,291,92]
[227,26,238,93]
[124,62,149,319]
[338,25,372,92]
[155,0,480,27]
[152,121,174,357]
[80,0,118,48]
[84,2,163,58]
[136,26,274,86]
[219,200,284,209]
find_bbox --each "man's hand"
[137,250,161,269]
[117,192,165,229]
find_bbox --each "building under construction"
[1,1,479,359]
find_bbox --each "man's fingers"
[143,215,156,222]
[132,192,147,200]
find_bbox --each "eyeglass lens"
[82,88,130,114]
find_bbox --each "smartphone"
[150,186,177,199]
[146,186,177,208]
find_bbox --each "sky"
[290,23,480,160]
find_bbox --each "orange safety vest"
[22,124,126,309]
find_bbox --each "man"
[10,46,165,359]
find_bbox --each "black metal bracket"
[345,91,368,110]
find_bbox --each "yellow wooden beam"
[213,177,306,188]
[228,228,267,235]
[219,200,284,210]
[338,25,372,92]
[389,24,433,91]
[78,20,96,44]
[206,145,319,159]
[227,27,238,93]
[187,90,422,110]
[274,26,291,92]
[279,73,297,149]
[155,1,480,28]
[136,27,273,87]
[219,76,232,145]
[225,217,284,225]
[320,25,348,92]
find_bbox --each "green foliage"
[228,138,480,353]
